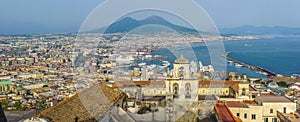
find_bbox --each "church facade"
[112,56,256,119]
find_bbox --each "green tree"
[13,100,22,110]
[278,81,288,87]
[36,100,48,110]
[0,100,9,110]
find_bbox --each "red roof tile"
[226,101,245,108]
[215,103,236,122]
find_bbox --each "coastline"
[150,36,300,78]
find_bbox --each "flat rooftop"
[256,95,293,103]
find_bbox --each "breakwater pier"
[221,52,277,77]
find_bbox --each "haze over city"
[1,1,300,122]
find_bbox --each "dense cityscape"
[0,32,300,122]
[1,1,300,122]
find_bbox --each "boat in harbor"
[145,55,152,58]
[291,74,300,79]
[154,55,161,58]
[244,44,252,47]
[256,71,268,76]
[235,63,243,67]
[162,61,170,66]
[138,63,146,66]
[116,55,134,65]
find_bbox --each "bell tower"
[173,55,191,79]
[165,55,199,121]
[238,81,250,97]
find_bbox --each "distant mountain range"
[220,25,300,35]
[101,16,197,34]
[1,15,300,35]
[95,16,300,36]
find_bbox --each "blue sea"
[147,37,300,78]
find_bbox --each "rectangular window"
[244,113,247,119]
[236,113,239,117]
[270,108,273,113]
[272,118,277,122]
[283,107,286,113]
[252,114,256,120]
[264,118,269,122]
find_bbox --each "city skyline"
[1,1,300,122]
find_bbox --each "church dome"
[174,55,189,64]
[267,81,279,89]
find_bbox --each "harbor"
[222,52,277,77]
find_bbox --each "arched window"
[179,66,184,71]
[185,83,191,99]
[173,83,179,98]
[179,66,184,79]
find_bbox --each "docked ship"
[228,60,233,65]
[138,62,146,66]
[234,63,243,67]
[116,55,134,65]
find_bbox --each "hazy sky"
[1,0,300,34]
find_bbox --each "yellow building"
[256,95,296,122]
[223,95,297,122]
[113,56,258,121]
[226,101,263,122]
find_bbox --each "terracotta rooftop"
[243,100,258,105]
[199,80,256,92]
[226,101,246,108]
[231,83,239,92]
[214,103,236,122]
[199,80,240,87]
[38,83,124,121]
